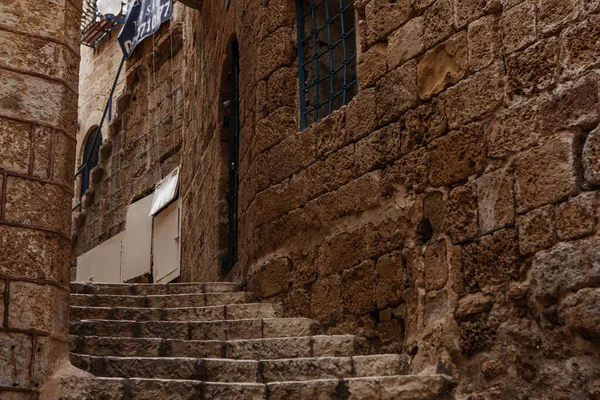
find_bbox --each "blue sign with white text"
[118,0,172,59]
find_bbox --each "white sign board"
[150,166,180,216]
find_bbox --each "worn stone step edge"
[70,302,283,322]
[69,354,411,383]
[71,282,242,295]
[69,335,360,359]
[70,318,319,340]
[60,376,454,400]
[70,292,252,307]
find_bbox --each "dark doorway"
[220,40,240,273]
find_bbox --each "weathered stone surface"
[364,0,414,45]
[539,0,580,33]
[317,229,366,277]
[514,135,579,213]
[583,126,600,187]
[9,282,68,336]
[530,239,600,303]
[311,274,342,324]
[262,357,353,382]
[375,250,405,309]
[248,257,290,298]
[487,98,538,159]
[502,1,537,53]
[0,332,32,389]
[477,168,515,235]
[518,205,556,256]
[455,292,494,320]
[424,289,449,325]
[556,192,597,240]
[342,261,376,315]
[462,229,521,290]
[445,183,478,244]
[423,0,455,48]
[358,43,388,89]
[560,15,600,79]
[561,288,600,339]
[423,190,446,234]
[353,354,407,376]
[379,375,451,399]
[344,88,378,145]
[383,148,429,193]
[268,379,338,399]
[417,32,468,100]
[444,64,504,129]
[506,37,559,94]
[429,123,486,187]
[424,240,449,291]
[376,60,419,125]
[454,0,500,28]
[0,117,30,174]
[402,97,448,150]
[467,14,502,72]
[539,72,600,133]
[388,17,424,69]
[346,378,381,400]
[254,107,297,154]
[256,27,294,80]
[312,335,358,357]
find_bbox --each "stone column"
[0,0,83,397]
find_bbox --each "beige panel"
[121,193,154,282]
[76,232,124,283]
[152,199,181,284]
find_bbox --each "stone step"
[70,302,282,322]
[70,282,241,295]
[69,354,411,383]
[70,318,319,340]
[70,292,252,308]
[69,335,360,359]
[61,375,452,400]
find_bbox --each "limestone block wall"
[180,0,600,397]
[72,14,185,263]
[0,0,82,396]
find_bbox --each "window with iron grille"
[80,129,102,197]
[297,0,358,129]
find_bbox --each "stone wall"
[178,0,600,397]
[72,8,185,266]
[0,0,83,396]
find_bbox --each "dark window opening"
[80,128,102,197]
[297,0,358,129]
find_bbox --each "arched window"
[79,128,102,197]
[297,0,358,128]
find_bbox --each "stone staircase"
[64,282,453,399]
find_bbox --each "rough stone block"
[318,229,366,277]
[312,335,358,357]
[429,123,486,186]
[345,378,381,400]
[539,72,600,133]
[32,337,67,388]
[444,63,504,129]
[462,229,520,290]
[365,217,406,259]
[375,250,405,309]
[556,192,598,240]
[311,274,342,324]
[0,280,4,323]
[268,380,338,399]
[424,240,449,291]
[262,357,352,382]
[424,289,449,325]
[335,171,383,218]
[4,177,72,235]
[254,107,297,154]
[423,190,446,234]
[315,109,346,158]
[248,257,290,298]
[0,332,32,389]
[417,32,468,100]
[477,167,515,235]
[364,0,414,45]
[354,126,400,173]
[0,117,30,174]
[445,183,478,244]
[382,148,429,193]
[561,288,600,340]
[342,260,376,315]
[358,43,388,89]
[502,1,537,53]
[560,15,600,79]
[388,17,424,70]
[455,292,494,320]
[32,125,52,179]
[54,132,76,187]
[583,126,600,187]
[514,135,579,213]
[256,27,294,80]
[376,60,419,125]
[506,37,559,95]
[266,127,316,185]
[467,14,502,72]
[379,375,451,399]
[423,0,455,48]
[344,88,378,145]
[486,98,538,159]
[530,238,600,303]
[353,354,406,376]
[539,0,580,33]
[8,282,69,336]
[401,97,448,150]
[518,205,556,256]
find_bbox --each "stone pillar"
[0,0,83,397]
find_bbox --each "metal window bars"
[81,0,128,47]
[297,0,358,129]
